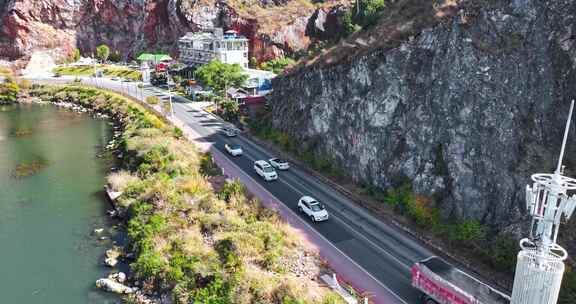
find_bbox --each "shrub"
[406,195,439,227]
[96,44,110,62]
[107,170,140,192]
[450,220,486,242]
[73,48,81,62]
[19,79,31,90]
[146,95,160,105]
[0,78,20,104]
[199,153,222,176]
[132,250,167,278]
[260,57,296,74]
[218,179,244,202]
[173,127,184,139]
[191,275,233,304]
[383,182,413,213]
[478,235,517,273]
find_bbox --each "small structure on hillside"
[136,53,173,67]
[242,68,275,95]
[178,28,249,68]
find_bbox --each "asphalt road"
[40,76,435,303]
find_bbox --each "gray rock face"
[270,0,576,229]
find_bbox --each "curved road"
[33,76,436,303]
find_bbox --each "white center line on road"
[198,109,415,271]
[171,110,408,303]
[209,146,410,304]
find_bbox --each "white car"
[269,158,290,170]
[222,127,238,137]
[225,143,243,156]
[111,77,120,81]
[254,160,278,181]
[298,196,329,222]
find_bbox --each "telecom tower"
[511,100,576,304]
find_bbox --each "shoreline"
[26,84,348,304]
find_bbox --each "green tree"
[195,61,248,95]
[343,11,361,35]
[96,44,110,63]
[249,56,258,68]
[344,0,387,35]
[219,98,240,121]
[108,50,122,62]
[73,48,81,62]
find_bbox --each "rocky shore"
[26,85,343,304]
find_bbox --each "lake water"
[0,103,120,303]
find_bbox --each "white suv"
[269,158,290,170]
[298,196,329,222]
[254,160,278,181]
[225,143,243,156]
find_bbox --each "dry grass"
[107,170,140,192]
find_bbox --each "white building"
[242,68,276,95]
[178,28,249,68]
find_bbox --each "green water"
[0,104,120,303]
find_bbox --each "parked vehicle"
[411,256,510,304]
[222,127,238,137]
[111,77,120,81]
[269,158,290,170]
[225,143,243,156]
[297,196,329,222]
[254,160,278,181]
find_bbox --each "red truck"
[412,257,510,304]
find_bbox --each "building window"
[243,52,248,58]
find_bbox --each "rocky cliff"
[0,0,349,68]
[270,0,576,235]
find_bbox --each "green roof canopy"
[136,53,172,62]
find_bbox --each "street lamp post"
[167,76,175,118]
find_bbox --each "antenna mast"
[511,100,576,304]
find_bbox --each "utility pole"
[511,100,576,304]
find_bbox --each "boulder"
[108,272,127,283]
[104,246,123,267]
[106,246,122,259]
[104,257,118,267]
[96,278,134,294]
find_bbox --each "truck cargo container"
[412,257,510,304]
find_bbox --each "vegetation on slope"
[290,0,460,72]
[29,85,343,304]
[260,57,296,74]
[52,65,141,80]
